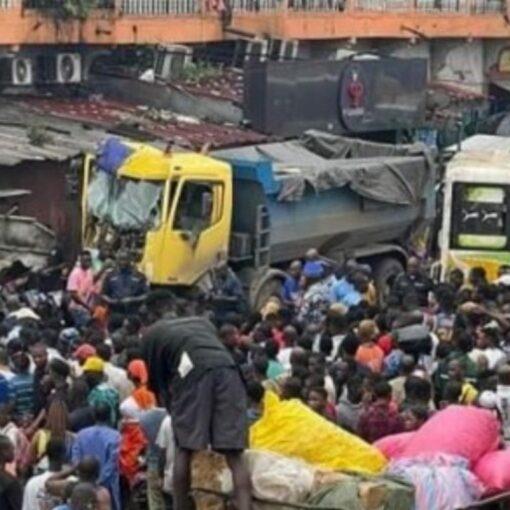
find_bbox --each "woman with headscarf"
[119,360,155,487]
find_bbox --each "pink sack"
[374,432,416,460]
[474,450,510,495]
[401,406,499,465]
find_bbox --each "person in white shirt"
[23,438,66,510]
[96,343,133,402]
[469,323,506,370]
[156,415,175,498]
[277,326,299,370]
[497,365,510,446]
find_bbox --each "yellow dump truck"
[83,133,436,307]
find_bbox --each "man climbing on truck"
[143,312,252,510]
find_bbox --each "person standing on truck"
[282,260,302,307]
[210,264,247,322]
[143,312,251,510]
[392,257,432,307]
[101,251,148,319]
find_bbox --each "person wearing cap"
[119,359,156,420]
[83,357,119,428]
[70,344,97,379]
[298,257,331,324]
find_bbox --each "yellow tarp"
[250,392,387,474]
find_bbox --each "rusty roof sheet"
[25,97,264,149]
[0,95,266,166]
[173,68,244,105]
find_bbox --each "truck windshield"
[451,184,508,250]
[87,171,164,231]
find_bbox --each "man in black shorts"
[143,312,251,510]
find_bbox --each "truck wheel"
[254,277,283,311]
[374,257,404,304]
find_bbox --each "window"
[451,184,508,251]
[173,181,222,232]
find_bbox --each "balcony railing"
[120,0,199,14]
[1,0,504,14]
[352,0,504,13]
[0,0,18,7]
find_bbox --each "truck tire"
[254,276,284,311]
[374,257,404,304]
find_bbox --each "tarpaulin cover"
[96,138,134,175]
[215,130,435,205]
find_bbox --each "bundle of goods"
[250,391,386,474]
[191,450,414,510]
[374,406,503,510]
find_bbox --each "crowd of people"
[1,244,510,510]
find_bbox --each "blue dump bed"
[214,131,436,263]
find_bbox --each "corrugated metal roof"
[0,96,266,167]
[25,97,265,149]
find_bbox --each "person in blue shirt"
[101,250,148,317]
[0,375,9,407]
[282,260,302,306]
[72,404,121,510]
[330,260,365,309]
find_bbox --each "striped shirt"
[9,372,35,418]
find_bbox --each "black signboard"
[244,57,427,137]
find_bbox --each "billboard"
[243,57,427,137]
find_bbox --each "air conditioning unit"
[154,45,192,81]
[0,57,33,86]
[269,39,299,62]
[233,39,268,68]
[56,53,82,84]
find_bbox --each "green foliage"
[178,62,222,83]
[34,0,98,21]
[27,126,54,147]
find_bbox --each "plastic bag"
[374,432,415,460]
[400,405,499,465]
[220,450,316,503]
[307,473,414,510]
[473,450,510,495]
[96,137,133,175]
[388,454,485,510]
[250,392,387,474]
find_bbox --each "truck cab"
[439,137,510,281]
[83,145,233,288]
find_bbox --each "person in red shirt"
[358,380,405,443]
